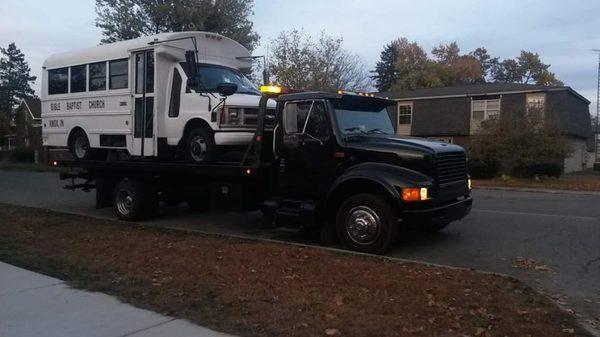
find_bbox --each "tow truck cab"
[263,90,472,253]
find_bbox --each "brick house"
[377,83,593,173]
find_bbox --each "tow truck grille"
[436,151,467,185]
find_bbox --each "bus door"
[132,50,155,156]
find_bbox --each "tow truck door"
[275,99,337,198]
[131,49,156,156]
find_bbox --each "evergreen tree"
[372,42,398,92]
[0,43,36,120]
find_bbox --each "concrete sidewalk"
[0,262,232,337]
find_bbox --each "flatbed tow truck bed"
[53,159,269,178]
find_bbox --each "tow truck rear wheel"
[336,193,398,254]
[113,180,158,221]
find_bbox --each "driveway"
[0,169,598,332]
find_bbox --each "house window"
[429,137,453,144]
[398,103,412,125]
[70,65,87,93]
[109,59,129,89]
[89,61,107,91]
[526,93,545,113]
[48,68,68,95]
[472,98,500,121]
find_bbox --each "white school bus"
[41,31,274,162]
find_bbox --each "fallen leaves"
[512,257,554,272]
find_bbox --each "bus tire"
[113,180,157,221]
[185,127,215,164]
[70,129,93,160]
[336,193,398,254]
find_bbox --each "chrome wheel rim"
[345,206,380,245]
[74,137,88,159]
[116,189,134,216]
[190,136,207,162]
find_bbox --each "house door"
[132,50,155,156]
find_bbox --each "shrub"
[6,147,34,162]
[468,157,500,179]
[512,162,563,178]
[467,108,571,179]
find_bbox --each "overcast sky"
[2,0,600,113]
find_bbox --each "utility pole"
[593,50,600,163]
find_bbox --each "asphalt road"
[0,169,598,333]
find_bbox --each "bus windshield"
[182,63,259,95]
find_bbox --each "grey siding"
[546,91,591,138]
[410,97,470,136]
[499,93,526,118]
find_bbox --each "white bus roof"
[43,31,253,70]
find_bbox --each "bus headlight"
[223,107,241,125]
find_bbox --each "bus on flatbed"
[53,86,472,254]
[42,31,275,164]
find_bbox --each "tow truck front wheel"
[336,194,398,254]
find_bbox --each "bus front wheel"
[185,127,216,164]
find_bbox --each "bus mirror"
[217,83,238,96]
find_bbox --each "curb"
[474,185,600,196]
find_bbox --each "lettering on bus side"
[89,99,105,109]
[50,103,61,111]
[48,119,64,127]
[66,101,82,110]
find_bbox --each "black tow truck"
[53,86,472,254]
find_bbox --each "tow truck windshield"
[335,105,395,137]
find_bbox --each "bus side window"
[48,68,68,95]
[89,62,107,91]
[109,58,128,89]
[169,69,182,118]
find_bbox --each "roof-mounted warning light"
[260,85,288,96]
[337,90,376,97]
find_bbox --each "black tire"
[69,129,92,160]
[112,180,158,221]
[185,127,216,164]
[335,193,398,254]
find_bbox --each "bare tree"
[269,29,371,92]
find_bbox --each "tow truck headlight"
[468,178,472,190]
[402,187,429,202]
